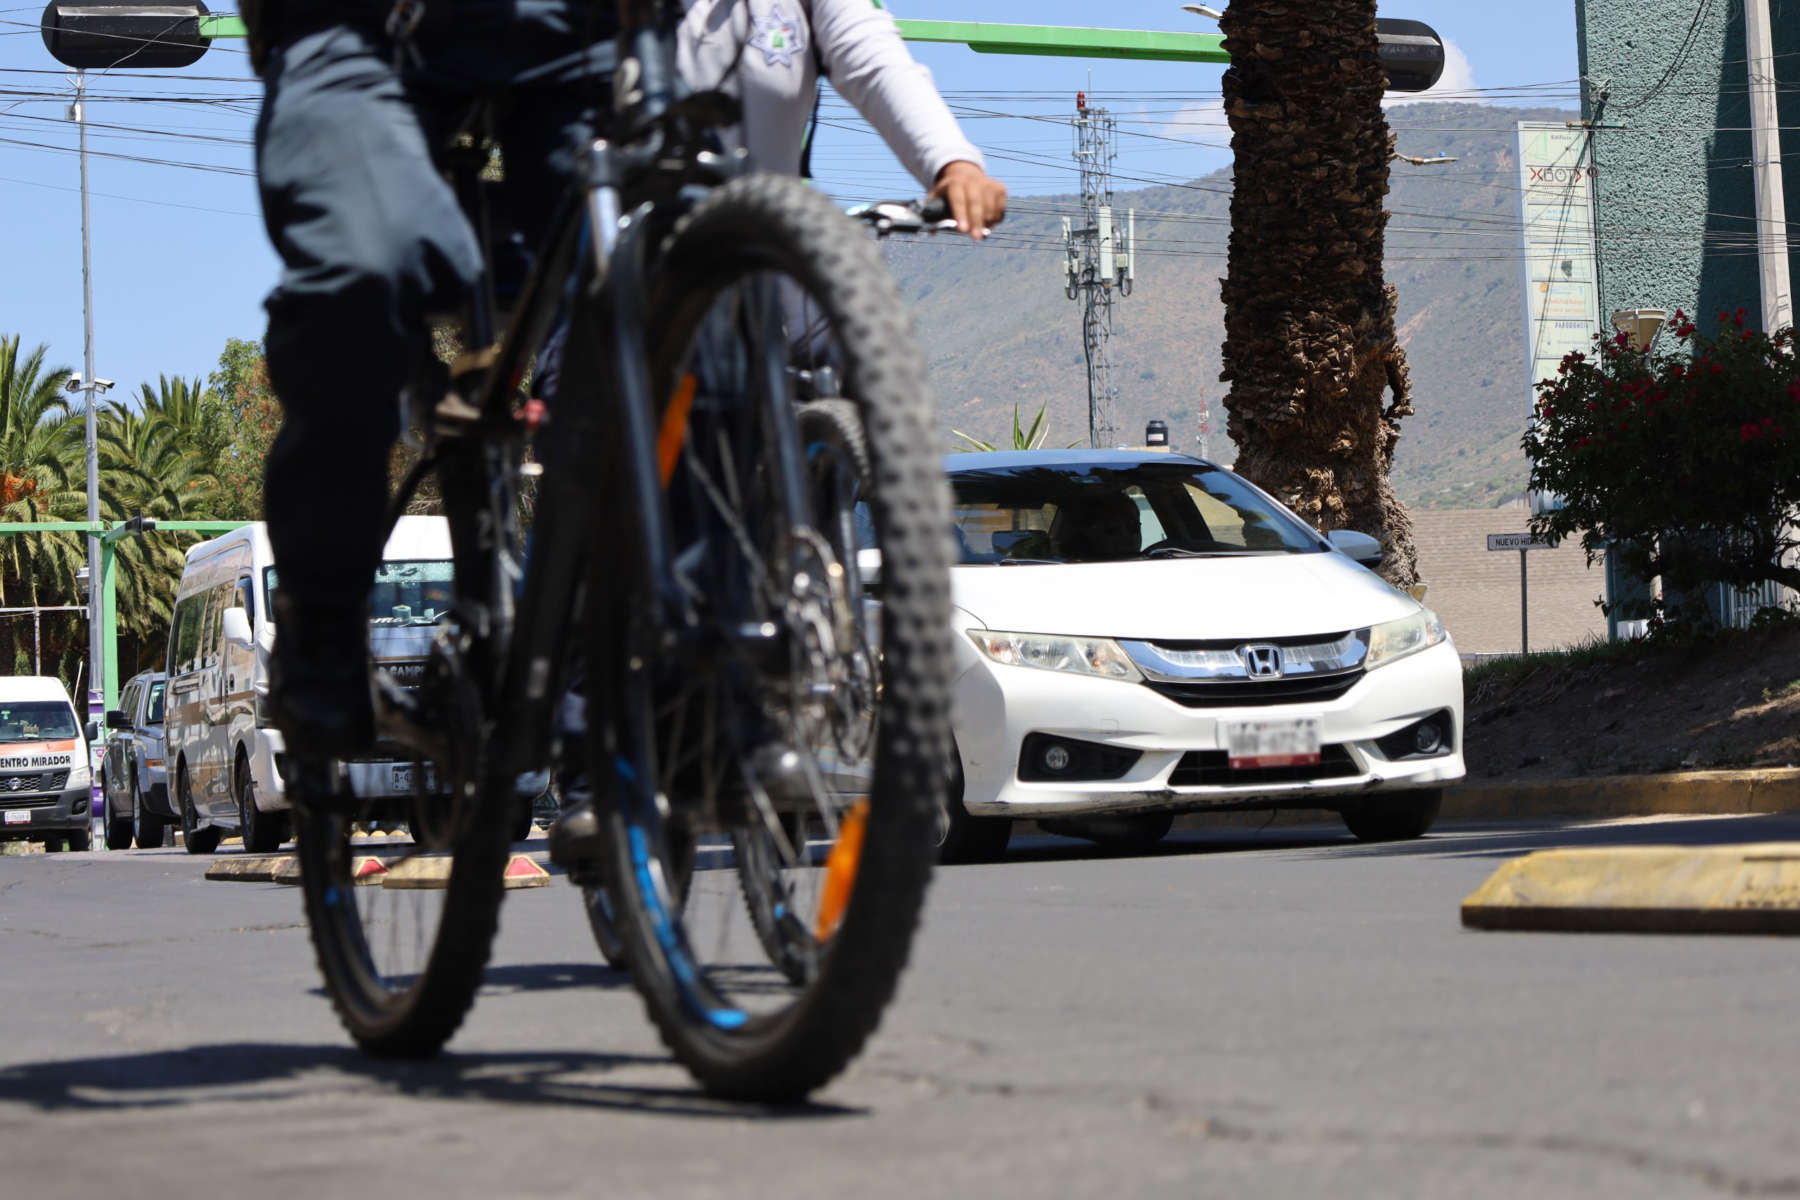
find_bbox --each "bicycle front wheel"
[586,174,954,1101]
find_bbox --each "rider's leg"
[257,26,484,758]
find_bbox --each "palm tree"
[97,399,220,636]
[0,336,83,605]
[1216,0,1420,588]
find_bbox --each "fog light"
[1043,744,1071,773]
[1413,723,1443,754]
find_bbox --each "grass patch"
[1462,634,1641,694]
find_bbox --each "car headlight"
[1364,608,1447,670]
[67,763,91,789]
[967,630,1143,681]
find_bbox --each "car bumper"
[247,731,434,813]
[0,788,94,836]
[954,637,1465,819]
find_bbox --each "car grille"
[1168,745,1361,787]
[1145,670,1363,708]
[0,770,69,797]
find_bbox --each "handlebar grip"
[917,197,953,224]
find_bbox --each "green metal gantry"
[197,14,1231,63]
[0,520,246,709]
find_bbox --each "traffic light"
[1375,19,1445,94]
[40,1,211,70]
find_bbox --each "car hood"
[950,553,1419,641]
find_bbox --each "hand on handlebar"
[929,161,1007,241]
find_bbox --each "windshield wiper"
[1141,547,1284,559]
[1141,546,1231,559]
[993,557,1063,566]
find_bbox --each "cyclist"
[251,0,1007,761]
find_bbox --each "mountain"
[881,102,1580,510]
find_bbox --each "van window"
[267,561,455,625]
[0,702,79,741]
[169,595,203,676]
[201,583,232,667]
[144,681,165,724]
[235,577,254,625]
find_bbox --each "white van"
[163,517,453,854]
[0,675,96,852]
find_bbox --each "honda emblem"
[1241,644,1283,678]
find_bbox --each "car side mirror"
[105,708,130,731]
[1326,529,1384,569]
[84,721,99,743]
[857,547,882,589]
[222,605,253,648]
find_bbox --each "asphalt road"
[4,815,1799,1199]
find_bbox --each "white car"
[940,450,1464,861]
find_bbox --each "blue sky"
[0,1,1582,398]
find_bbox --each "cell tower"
[1062,91,1135,448]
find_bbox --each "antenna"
[1060,93,1140,447]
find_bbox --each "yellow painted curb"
[264,855,387,886]
[1462,842,1800,933]
[380,855,454,890]
[377,853,550,890]
[1445,769,1800,823]
[203,855,292,882]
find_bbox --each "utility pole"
[72,69,102,716]
[1062,91,1134,448]
[1744,0,1793,334]
[1197,384,1211,461]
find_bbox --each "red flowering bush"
[1525,310,1800,613]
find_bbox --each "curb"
[1444,768,1800,823]
[203,855,292,883]
[1462,842,1800,933]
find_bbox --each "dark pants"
[255,5,610,611]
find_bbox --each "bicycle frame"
[371,0,798,793]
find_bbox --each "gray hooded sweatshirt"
[676,0,986,187]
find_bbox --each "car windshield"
[265,560,454,626]
[0,702,79,742]
[949,461,1323,565]
[143,682,165,725]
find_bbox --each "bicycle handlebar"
[846,198,959,237]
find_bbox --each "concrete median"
[1462,842,1800,933]
[1443,768,1800,823]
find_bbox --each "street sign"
[1487,533,1552,652]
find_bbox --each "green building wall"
[1575,0,1798,334]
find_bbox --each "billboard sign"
[1516,122,1601,515]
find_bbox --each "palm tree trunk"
[1218,0,1419,588]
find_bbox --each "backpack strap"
[797,0,827,180]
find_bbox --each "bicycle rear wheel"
[294,461,521,1057]
[587,174,953,1101]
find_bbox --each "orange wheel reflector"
[814,798,870,942]
[657,373,699,486]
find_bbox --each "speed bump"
[378,853,550,890]
[204,855,292,883]
[1462,843,1800,933]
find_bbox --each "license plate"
[390,763,437,793]
[3,810,28,825]
[1223,717,1322,769]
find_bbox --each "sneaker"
[547,801,605,873]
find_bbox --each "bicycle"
[284,0,956,1101]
